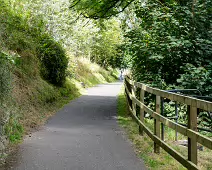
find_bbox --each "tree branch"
[69,0,81,9]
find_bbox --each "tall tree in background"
[91,19,123,68]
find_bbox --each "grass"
[71,57,118,88]
[4,116,24,143]
[117,86,212,170]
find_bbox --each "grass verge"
[117,86,212,170]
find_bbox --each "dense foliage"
[177,63,212,96]
[0,0,69,86]
[70,0,135,19]
[124,0,211,89]
[90,19,123,68]
[37,35,68,86]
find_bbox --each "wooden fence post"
[124,79,130,115]
[131,82,136,115]
[188,105,198,165]
[126,78,132,110]
[175,102,178,141]
[139,88,145,135]
[154,95,161,153]
[161,98,165,141]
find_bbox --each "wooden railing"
[124,76,212,170]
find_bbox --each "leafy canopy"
[70,0,135,19]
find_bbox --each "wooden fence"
[124,76,212,170]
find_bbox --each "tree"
[124,0,212,86]
[90,19,124,68]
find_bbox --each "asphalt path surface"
[1,82,146,170]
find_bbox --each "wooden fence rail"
[124,76,212,170]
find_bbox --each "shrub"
[177,63,212,96]
[37,35,68,86]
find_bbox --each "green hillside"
[0,0,119,160]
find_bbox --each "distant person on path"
[119,70,123,80]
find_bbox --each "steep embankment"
[0,0,118,161]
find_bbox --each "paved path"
[2,82,146,170]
